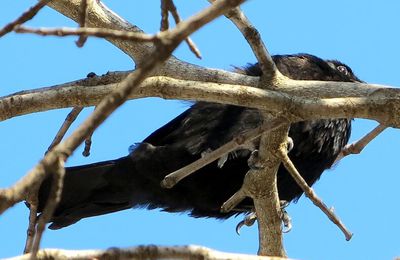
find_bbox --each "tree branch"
[0,0,53,37]
[14,25,156,41]
[2,0,399,258]
[45,0,155,63]
[220,123,289,257]
[335,124,387,163]
[46,107,83,153]
[252,124,289,257]
[7,245,289,260]
[75,0,89,47]
[43,0,257,85]
[213,0,277,79]
[1,75,399,126]
[162,116,287,188]
[277,146,353,241]
[160,0,169,31]
[30,157,66,255]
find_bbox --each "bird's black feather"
[36,54,360,229]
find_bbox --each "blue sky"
[1,1,399,259]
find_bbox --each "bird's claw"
[280,200,290,208]
[200,148,212,158]
[235,203,292,235]
[201,148,228,168]
[236,212,257,235]
[247,150,265,170]
[217,154,228,168]
[280,201,292,233]
[287,137,294,153]
[281,207,292,233]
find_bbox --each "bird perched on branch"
[36,54,361,229]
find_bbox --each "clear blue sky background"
[1,1,399,259]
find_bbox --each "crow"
[36,54,361,229]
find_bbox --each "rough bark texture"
[7,245,291,260]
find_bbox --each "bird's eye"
[337,65,349,75]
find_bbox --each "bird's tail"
[37,156,138,229]
[34,143,244,229]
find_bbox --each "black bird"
[36,54,361,229]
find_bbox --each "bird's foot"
[201,148,228,168]
[235,201,292,235]
[287,137,294,153]
[280,200,292,233]
[200,148,212,158]
[217,154,228,168]
[236,211,257,235]
[247,150,265,170]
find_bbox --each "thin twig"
[161,116,286,188]
[160,0,169,31]
[277,146,353,241]
[0,0,53,37]
[14,26,156,42]
[167,0,202,58]
[78,0,88,28]
[335,124,387,163]
[208,0,276,79]
[82,134,93,157]
[23,197,38,254]
[82,106,96,157]
[47,107,83,154]
[76,0,89,47]
[221,185,247,212]
[31,156,66,258]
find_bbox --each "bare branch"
[23,200,38,254]
[211,4,286,254]
[45,0,155,63]
[75,0,89,47]
[162,116,287,188]
[77,0,88,28]
[253,124,289,257]
[8,245,289,260]
[14,26,156,42]
[335,124,387,163]
[210,0,276,79]
[221,124,289,257]
[1,75,399,127]
[167,0,202,58]
[1,1,397,257]
[31,156,66,256]
[82,132,93,157]
[82,107,96,157]
[42,0,215,78]
[0,0,53,37]
[47,107,83,154]
[277,145,353,241]
[160,0,169,31]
